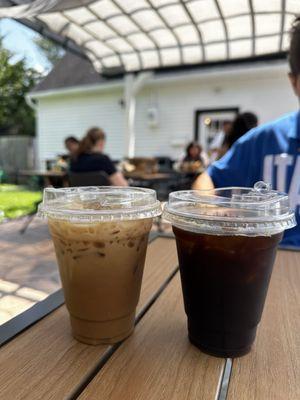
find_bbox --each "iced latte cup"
[163,182,296,357]
[39,187,161,345]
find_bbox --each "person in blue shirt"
[193,17,300,247]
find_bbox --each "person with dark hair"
[180,141,209,174]
[184,142,203,162]
[64,136,79,157]
[193,17,300,247]
[186,142,210,166]
[218,112,258,157]
[70,127,128,186]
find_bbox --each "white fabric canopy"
[2,0,298,72]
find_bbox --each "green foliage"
[34,36,64,67]
[0,184,42,219]
[0,37,41,136]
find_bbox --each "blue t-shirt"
[207,111,300,246]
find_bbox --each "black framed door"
[194,107,239,148]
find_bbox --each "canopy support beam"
[124,72,153,159]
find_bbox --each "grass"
[0,184,42,219]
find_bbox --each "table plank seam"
[216,358,233,400]
[135,266,179,325]
[69,266,179,400]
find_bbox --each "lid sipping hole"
[253,181,271,193]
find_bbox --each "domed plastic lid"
[38,186,161,222]
[163,182,296,236]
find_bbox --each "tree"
[0,37,41,136]
[34,36,64,67]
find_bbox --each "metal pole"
[127,95,136,159]
[124,72,153,158]
[124,74,134,159]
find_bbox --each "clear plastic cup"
[39,186,161,345]
[163,182,296,357]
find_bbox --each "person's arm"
[192,172,214,190]
[109,171,128,186]
[194,132,257,190]
[100,155,128,186]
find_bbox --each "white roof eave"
[27,80,124,100]
[28,59,288,100]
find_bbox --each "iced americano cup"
[39,186,161,345]
[163,182,296,357]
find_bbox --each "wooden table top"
[124,172,173,180]
[19,170,67,178]
[0,234,299,400]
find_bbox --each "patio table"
[0,233,298,399]
[125,171,197,201]
[18,170,67,188]
[124,171,173,181]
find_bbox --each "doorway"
[194,107,239,151]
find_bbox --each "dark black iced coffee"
[163,182,295,358]
[173,226,282,357]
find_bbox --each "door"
[194,108,239,151]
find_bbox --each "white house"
[29,53,298,169]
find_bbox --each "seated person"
[181,142,209,173]
[71,127,128,186]
[218,112,258,159]
[64,136,79,158]
[192,17,300,246]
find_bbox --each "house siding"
[36,89,124,167]
[35,62,297,168]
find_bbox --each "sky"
[0,18,50,72]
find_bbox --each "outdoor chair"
[68,171,110,187]
[155,156,174,172]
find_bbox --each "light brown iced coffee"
[39,187,161,345]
